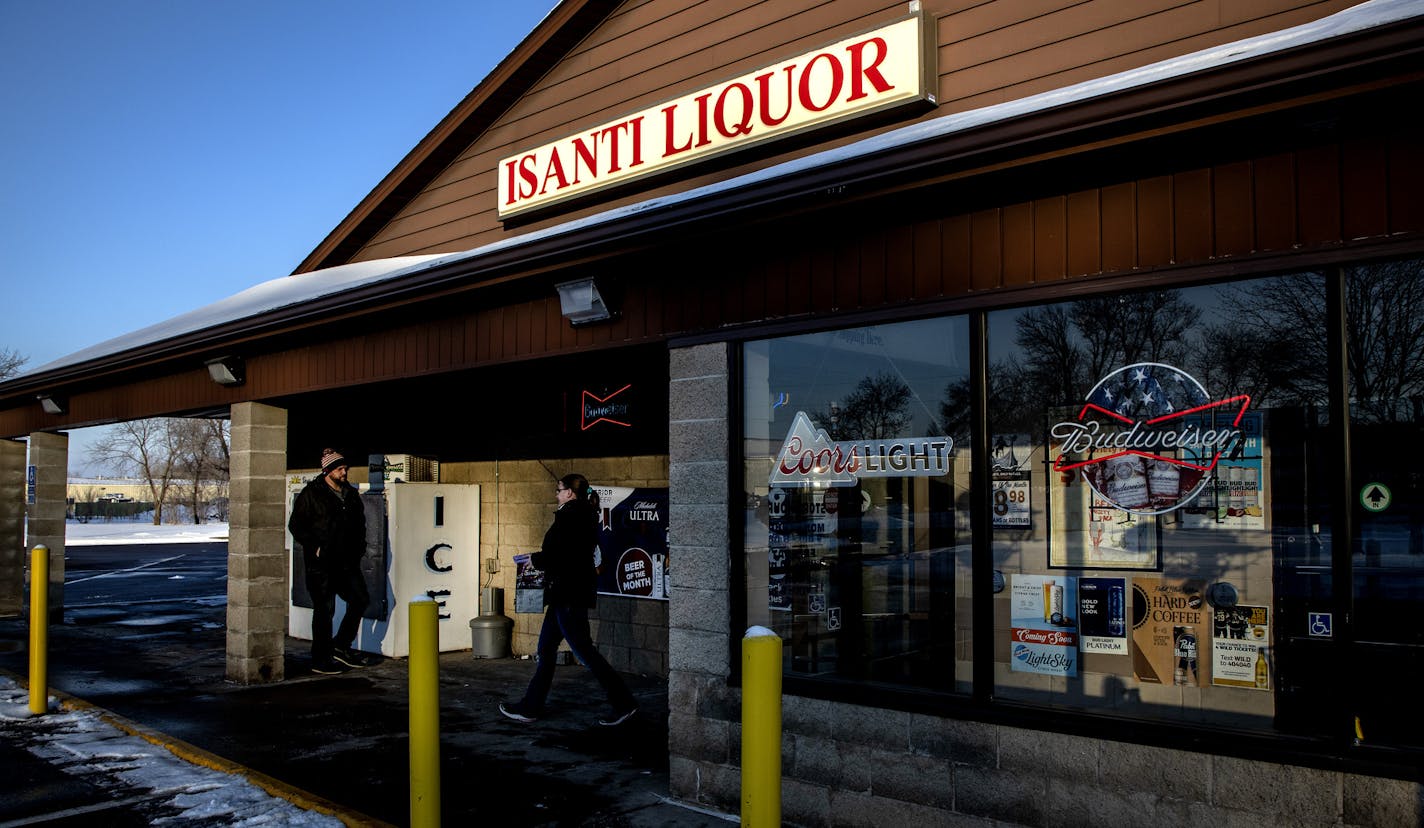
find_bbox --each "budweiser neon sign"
[498,14,932,219]
[769,411,951,488]
[1052,363,1250,515]
[581,384,632,430]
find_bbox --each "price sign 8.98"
[992,476,1031,528]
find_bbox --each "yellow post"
[408,597,441,827]
[741,625,782,827]
[29,544,49,716]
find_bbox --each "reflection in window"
[1346,259,1424,748]
[986,275,1328,732]
[743,317,972,692]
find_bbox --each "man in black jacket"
[288,448,374,674]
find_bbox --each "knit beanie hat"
[320,448,347,474]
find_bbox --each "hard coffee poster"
[592,486,669,600]
[1009,574,1080,677]
[1130,577,1207,686]
[1210,604,1271,690]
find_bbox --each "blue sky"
[0,1,557,472]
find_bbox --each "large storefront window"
[739,259,1424,754]
[743,317,973,692]
[986,274,1330,733]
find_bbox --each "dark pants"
[306,559,370,664]
[520,605,635,713]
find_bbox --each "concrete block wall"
[0,439,25,616]
[439,454,669,677]
[674,675,1424,826]
[663,341,1424,826]
[26,432,67,623]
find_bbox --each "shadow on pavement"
[0,594,730,827]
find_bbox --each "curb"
[2,667,395,828]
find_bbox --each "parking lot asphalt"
[0,603,735,827]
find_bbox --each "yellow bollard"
[29,544,49,716]
[741,626,782,827]
[408,597,441,827]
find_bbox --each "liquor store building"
[2,1,1423,825]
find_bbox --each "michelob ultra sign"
[498,13,934,218]
[770,411,952,488]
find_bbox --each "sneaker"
[598,705,638,727]
[332,647,376,669]
[311,659,349,676]
[498,702,539,723]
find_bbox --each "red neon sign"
[581,384,633,430]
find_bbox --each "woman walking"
[499,473,638,726]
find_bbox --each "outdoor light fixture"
[36,394,65,415]
[205,355,245,387]
[555,277,613,326]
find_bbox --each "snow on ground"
[65,520,230,546]
[0,677,341,826]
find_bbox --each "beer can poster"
[1211,604,1271,690]
[1009,574,1079,677]
[592,486,669,600]
[1078,577,1128,655]
[1130,577,1207,686]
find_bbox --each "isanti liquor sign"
[498,12,935,218]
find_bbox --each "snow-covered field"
[65,520,230,546]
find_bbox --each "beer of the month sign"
[593,486,669,600]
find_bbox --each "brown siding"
[5,129,1419,441]
[344,0,1356,265]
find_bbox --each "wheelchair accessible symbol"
[1308,612,1333,638]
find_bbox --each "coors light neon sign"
[1051,363,1250,515]
[769,411,952,488]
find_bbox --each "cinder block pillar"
[227,402,288,684]
[667,343,734,805]
[27,432,68,623]
[0,439,26,616]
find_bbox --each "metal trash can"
[469,587,513,659]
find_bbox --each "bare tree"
[170,418,230,523]
[88,419,182,525]
[0,346,26,380]
[831,372,913,440]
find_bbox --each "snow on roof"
[20,0,1417,380]
[28,255,449,375]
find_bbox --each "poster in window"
[992,471,1032,528]
[1078,577,1128,655]
[1180,413,1266,530]
[1009,574,1079,677]
[1211,604,1271,690]
[991,433,1033,529]
[1131,577,1207,686]
[1050,478,1162,570]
